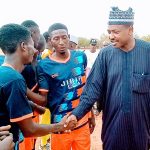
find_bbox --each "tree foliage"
[77,33,150,49]
[98,34,110,47]
[141,35,150,42]
[78,37,90,48]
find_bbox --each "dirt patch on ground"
[90,114,103,150]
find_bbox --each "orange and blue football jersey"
[37,50,88,125]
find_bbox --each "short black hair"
[21,20,40,49]
[0,23,31,54]
[21,20,39,28]
[43,31,49,42]
[48,23,68,36]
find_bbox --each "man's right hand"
[54,114,77,133]
[64,114,77,130]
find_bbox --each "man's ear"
[48,37,53,46]
[48,37,51,42]
[20,42,26,52]
[128,26,133,36]
[68,34,70,39]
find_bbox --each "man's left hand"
[88,117,96,134]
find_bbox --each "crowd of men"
[0,6,150,150]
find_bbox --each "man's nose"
[109,33,115,40]
[59,38,64,44]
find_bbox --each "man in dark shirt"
[37,23,93,150]
[66,7,150,150]
[0,23,72,150]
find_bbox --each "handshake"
[54,114,78,133]
[54,113,96,134]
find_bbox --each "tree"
[134,33,140,39]
[141,35,150,42]
[78,37,90,48]
[99,34,110,47]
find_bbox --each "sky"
[0,0,149,39]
